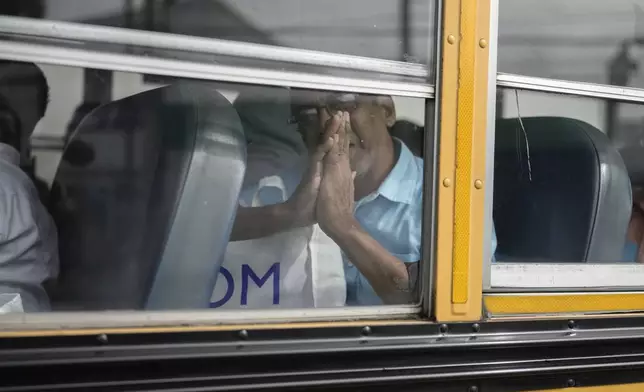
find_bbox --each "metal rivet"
[443,178,452,187]
[439,324,449,334]
[474,179,483,189]
[567,379,576,387]
[361,326,372,336]
[469,386,479,392]
[472,323,481,333]
[568,320,576,329]
[479,39,488,48]
[238,330,249,340]
[96,334,108,344]
[447,34,456,44]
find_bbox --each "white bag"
[0,293,24,314]
[210,174,346,309]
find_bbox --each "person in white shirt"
[0,61,58,312]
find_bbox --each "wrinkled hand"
[285,117,337,228]
[317,112,357,237]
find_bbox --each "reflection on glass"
[1,60,428,312]
[1,0,434,65]
[499,0,644,89]
[494,88,644,264]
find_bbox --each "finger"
[321,112,342,143]
[303,153,326,183]
[342,112,350,154]
[317,106,332,130]
[352,171,357,181]
[311,133,335,162]
[329,133,341,157]
[322,134,339,166]
[313,111,341,154]
[311,157,323,176]
[337,112,347,156]
[318,114,342,160]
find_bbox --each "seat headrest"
[494,116,631,263]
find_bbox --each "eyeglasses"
[323,93,359,116]
[289,93,359,126]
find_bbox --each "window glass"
[0,60,428,313]
[498,0,644,90]
[490,87,644,288]
[0,0,434,66]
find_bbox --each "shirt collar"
[0,143,20,166]
[374,138,418,204]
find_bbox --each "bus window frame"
[0,15,429,79]
[432,0,494,322]
[484,42,644,319]
[9,3,644,392]
[0,3,442,330]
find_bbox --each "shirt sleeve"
[0,189,55,311]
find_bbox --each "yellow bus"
[0,0,643,391]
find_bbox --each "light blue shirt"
[345,140,423,306]
[622,240,638,262]
[241,138,501,306]
[344,141,500,305]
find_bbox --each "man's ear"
[376,96,396,128]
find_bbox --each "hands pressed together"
[286,111,357,239]
[282,110,416,305]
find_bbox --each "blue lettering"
[209,266,235,308]
[241,263,280,305]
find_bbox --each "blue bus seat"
[494,117,631,263]
[50,82,246,310]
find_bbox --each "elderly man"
[231,91,426,305]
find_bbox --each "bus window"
[498,0,644,90]
[489,87,644,289]
[0,0,434,80]
[0,61,429,312]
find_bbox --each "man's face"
[293,92,396,176]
